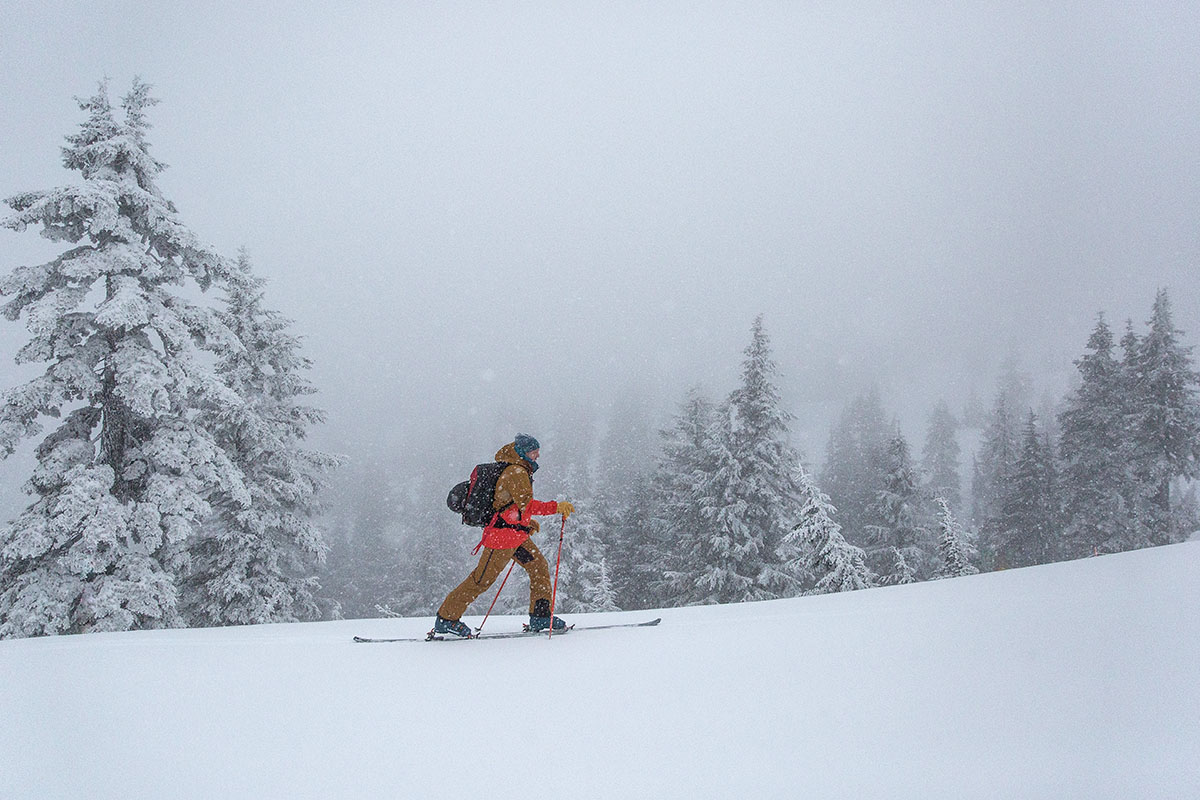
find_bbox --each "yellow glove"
[557,501,576,519]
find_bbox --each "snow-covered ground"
[2,543,1197,800]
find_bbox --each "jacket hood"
[495,443,537,473]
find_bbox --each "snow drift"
[2,542,1197,799]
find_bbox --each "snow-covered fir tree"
[1057,315,1138,557]
[972,361,1032,522]
[995,412,1059,568]
[557,462,620,613]
[666,400,764,604]
[820,387,891,547]
[885,547,917,585]
[972,387,1022,568]
[973,393,1020,524]
[727,316,805,598]
[934,496,977,578]
[865,432,931,582]
[0,80,247,638]
[1114,318,1160,551]
[1125,289,1200,545]
[643,389,713,607]
[182,252,339,626]
[606,471,658,610]
[922,401,962,513]
[1119,318,1141,377]
[605,396,691,610]
[1175,482,1200,542]
[961,385,988,429]
[560,511,620,614]
[782,464,874,594]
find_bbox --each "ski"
[352,616,661,643]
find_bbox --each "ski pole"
[548,514,566,639]
[476,560,516,636]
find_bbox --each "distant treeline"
[321,291,1200,618]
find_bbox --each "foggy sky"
[1,1,1198,504]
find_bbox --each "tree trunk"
[99,278,130,501]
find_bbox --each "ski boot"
[526,614,569,633]
[431,615,473,639]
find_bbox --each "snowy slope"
[2,543,1197,800]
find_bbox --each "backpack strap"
[490,502,532,533]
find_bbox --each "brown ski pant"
[437,540,554,622]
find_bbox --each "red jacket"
[476,443,561,551]
[481,498,560,550]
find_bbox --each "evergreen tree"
[783,465,874,594]
[995,412,1059,568]
[934,496,978,578]
[662,319,806,606]
[1057,316,1138,557]
[961,386,987,429]
[996,356,1034,421]
[668,400,765,604]
[922,401,962,513]
[820,386,891,546]
[865,432,932,582]
[560,509,620,613]
[651,388,718,607]
[973,392,1020,524]
[0,80,246,637]
[1126,289,1200,544]
[556,461,620,614]
[607,469,660,610]
[1174,482,1200,543]
[591,559,620,611]
[973,359,1032,523]
[885,548,917,585]
[182,253,339,625]
[728,316,805,597]
[972,388,1021,567]
[1116,318,1159,550]
[586,401,661,610]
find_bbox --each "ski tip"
[352,636,369,643]
[646,617,662,626]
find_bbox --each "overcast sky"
[1,1,1198,495]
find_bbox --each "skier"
[434,434,576,637]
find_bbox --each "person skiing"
[434,434,576,637]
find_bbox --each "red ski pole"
[548,515,567,639]
[475,560,516,636]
